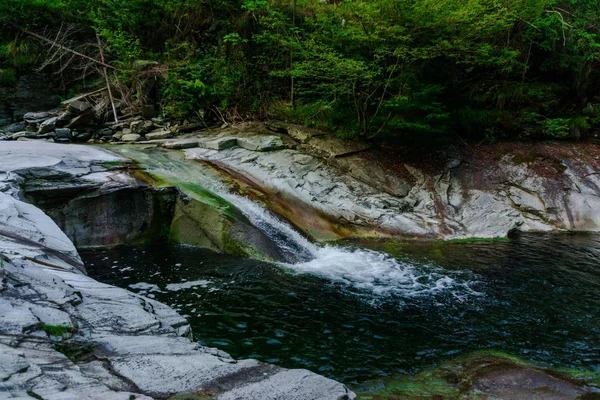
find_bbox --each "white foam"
[281,245,476,298]
[165,280,212,291]
[129,282,160,292]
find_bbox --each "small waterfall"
[118,147,477,299]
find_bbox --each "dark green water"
[83,233,600,386]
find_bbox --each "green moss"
[177,182,246,222]
[0,68,17,86]
[220,224,273,261]
[53,341,95,362]
[41,324,76,337]
[221,229,252,258]
[168,393,214,400]
[40,324,95,362]
[358,371,460,400]
[358,351,600,400]
[441,237,509,245]
[512,152,541,165]
[129,169,170,187]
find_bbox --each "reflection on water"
[83,233,600,385]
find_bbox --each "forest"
[2,0,600,144]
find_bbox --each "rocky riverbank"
[0,141,354,399]
[175,123,600,241]
[4,106,600,242]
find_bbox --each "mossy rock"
[358,351,600,399]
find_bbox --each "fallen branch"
[96,33,119,123]
[12,23,117,70]
[61,87,108,105]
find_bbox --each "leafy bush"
[1,0,599,142]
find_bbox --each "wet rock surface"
[0,141,355,400]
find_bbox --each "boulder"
[57,111,72,125]
[24,111,52,124]
[198,136,238,151]
[9,131,36,140]
[238,135,285,152]
[122,133,142,142]
[38,116,58,134]
[66,113,94,129]
[96,128,114,139]
[73,131,92,141]
[145,130,171,140]
[67,100,92,115]
[54,128,72,139]
[130,120,154,135]
[2,121,26,133]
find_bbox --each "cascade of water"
[119,147,477,299]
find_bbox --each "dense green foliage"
[2,0,600,142]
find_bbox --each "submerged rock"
[359,351,597,399]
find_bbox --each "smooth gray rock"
[53,127,72,139]
[66,100,92,115]
[0,192,83,270]
[145,130,171,140]
[65,113,94,129]
[163,138,200,149]
[130,119,154,134]
[24,111,52,123]
[186,146,425,239]
[9,131,36,140]
[198,136,238,150]
[122,133,142,142]
[38,116,57,134]
[238,135,285,152]
[3,121,26,133]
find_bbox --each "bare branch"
[12,23,117,70]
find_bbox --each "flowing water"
[87,147,600,386]
[112,146,471,295]
[84,234,600,385]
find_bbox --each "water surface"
[83,233,600,385]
